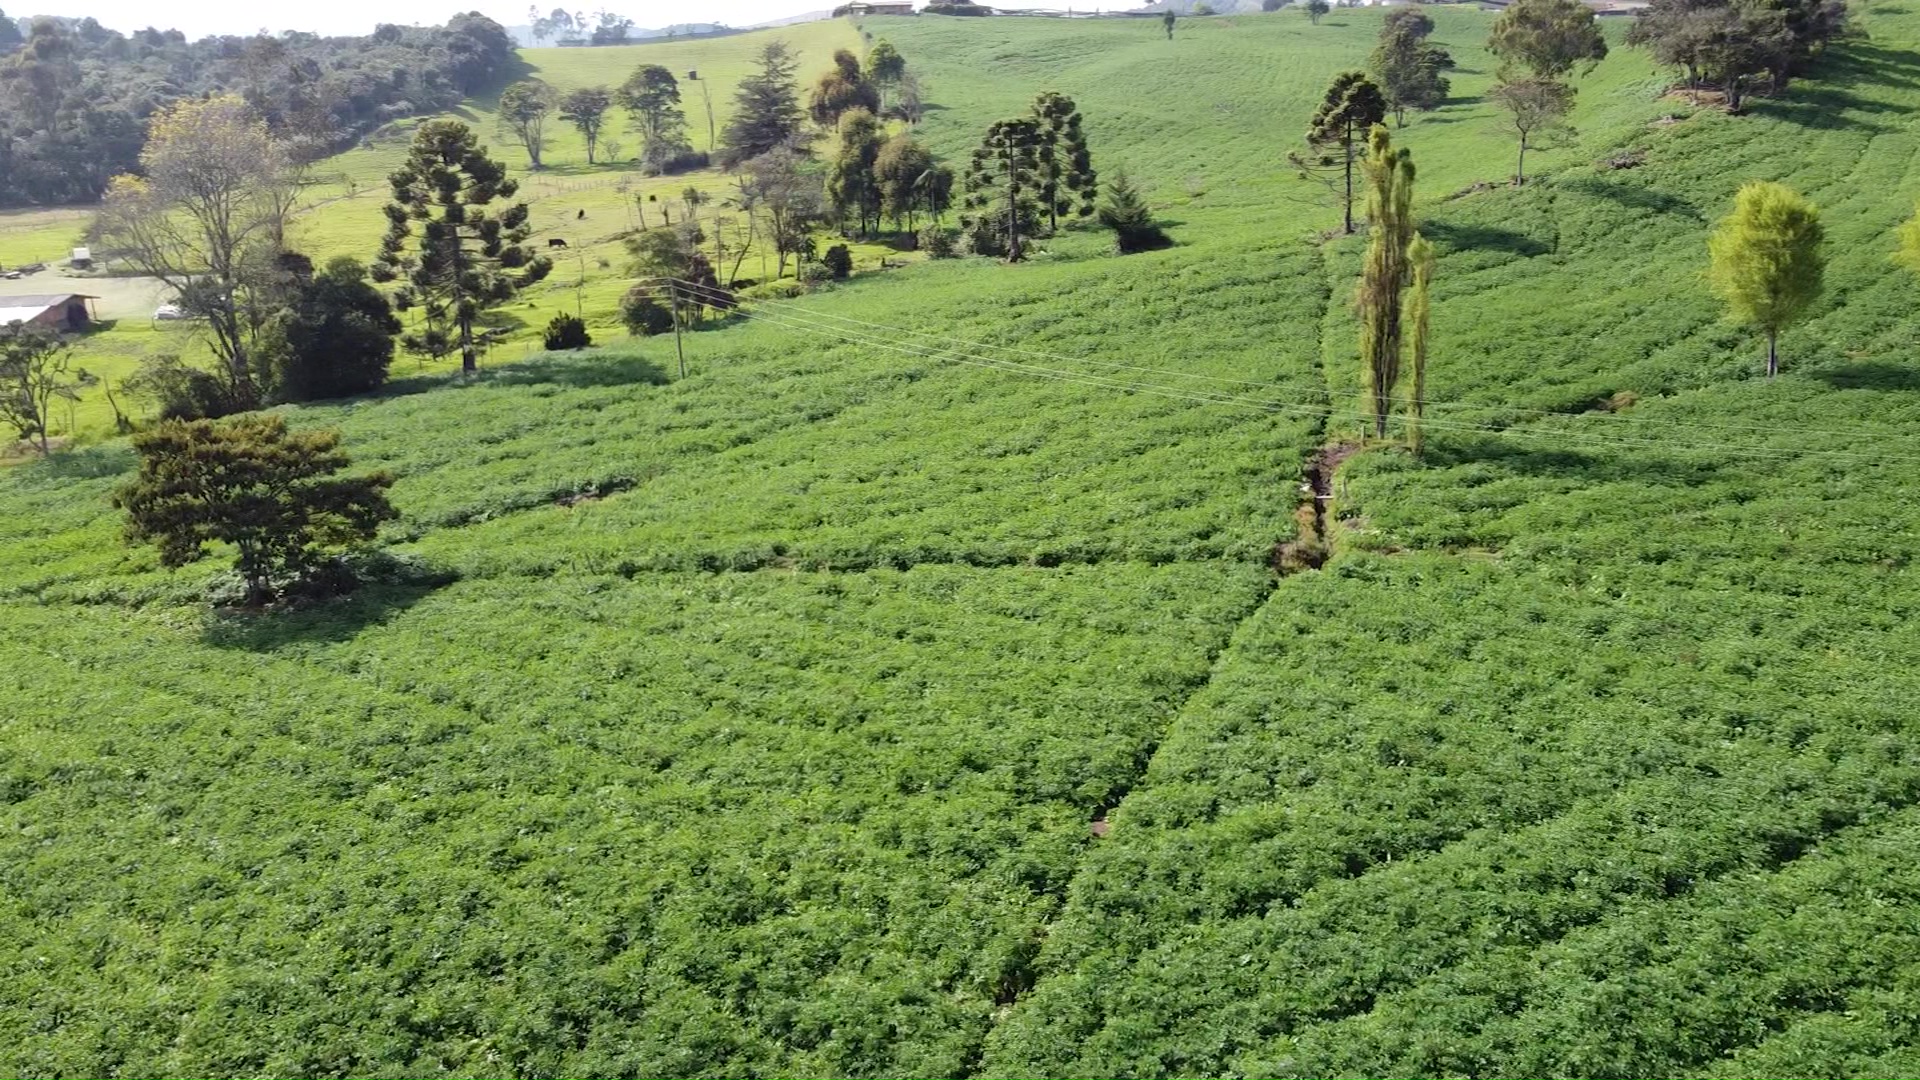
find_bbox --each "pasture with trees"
[11,3,1920,1075]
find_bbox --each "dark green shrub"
[823,244,854,279]
[543,313,592,350]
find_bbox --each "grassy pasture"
[8,2,1920,1074]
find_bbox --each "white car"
[153,304,186,321]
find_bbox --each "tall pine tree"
[720,41,803,167]
[962,117,1045,262]
[1296,72,1388,235]
[372,119,551,374]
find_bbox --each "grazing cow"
[576,209,586,220]
[548,238,569,249]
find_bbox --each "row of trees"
[0,11,516,206]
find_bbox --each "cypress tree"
[1357,124,1415,440]
[1406,232,1435,456]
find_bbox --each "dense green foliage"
[8,4,1920,1074]
[1707,180,1825,377]
[114,415,396,604]
[263,256,402,403]
[0,11,514,206]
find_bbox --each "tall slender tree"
[826,109,885,235]
[372,119,552,374]
[1295,71,1388,235]
[1031,91,1097,233]
[616,65,686,162]
[1708,181,1824,378]
[865,40,907,111]
[1356,124,1415,440]
[1405,232,1435,456]
[1489,76,1573,184]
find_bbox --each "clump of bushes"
[823,244,854,280]
[620,287,676,336]
[919,226,958,259]
[543,313,592,350]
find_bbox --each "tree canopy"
[1708,180,1825,377]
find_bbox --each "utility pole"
[669,281,686,378]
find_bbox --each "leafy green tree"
[1306,0,1331,24]
[1627,0,1792,112]
[741,146,823,279]
[1708,180,1824,378]
[1032,91,1097,233]
[823,243,853,279]
[1488,0,1608,79]
[962,117,1046,262]
[1372,16,1453,124]
[1164,8,1177,38]
[0,321,91,454]
[1356,124,1415,439]
[810,60,880,129]
[1294,71,1388,234]
[616,65,686,159]
[1406,232,1435,456]
[865,40,907,109]
[1489,76,1573,184]
[263,256,401,403]
[496,79,555,169]
[373,119,552,375]
[115,414,397,606]
[873,133,937,231]
[826,109,886,235]
[558,85,612,163]
[1097,169,1172,254]
[721,40,804,167]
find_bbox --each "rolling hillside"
[5,3,1920,1075]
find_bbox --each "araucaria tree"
[616,65,688,165]
[962,117,1045,262]
[1488,0,1609,79]
[1031,91,1097,232]
[1356,124,1416,440]
[1708,180,1824,378]
[1490,76,1573,184]
[1296,71,1388,234]
[1405,232,1435,455]
[1372,10,1454,124]
[115,415,397,606]
[721,40,804,167]
[496,79,555,169]
[558,86,612,164]
[373,119,552,374]
[95,95,291,404]
[0,322,92,454]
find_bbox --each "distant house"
[846,1,917,13]
[0,293,99,331]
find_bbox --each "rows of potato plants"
[0,563,1267,1075]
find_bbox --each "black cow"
[548,238,569,249]
[576,209,586,220]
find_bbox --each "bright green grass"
[8,3,1920,1074]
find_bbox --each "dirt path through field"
[0,274,173,320]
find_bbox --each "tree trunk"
[1342,135,1356,234]
[1515,135,1528,186]
[1767,328,1779,379]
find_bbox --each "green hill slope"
[5,4,1920,1075]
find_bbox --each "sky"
[9,0,823,39]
